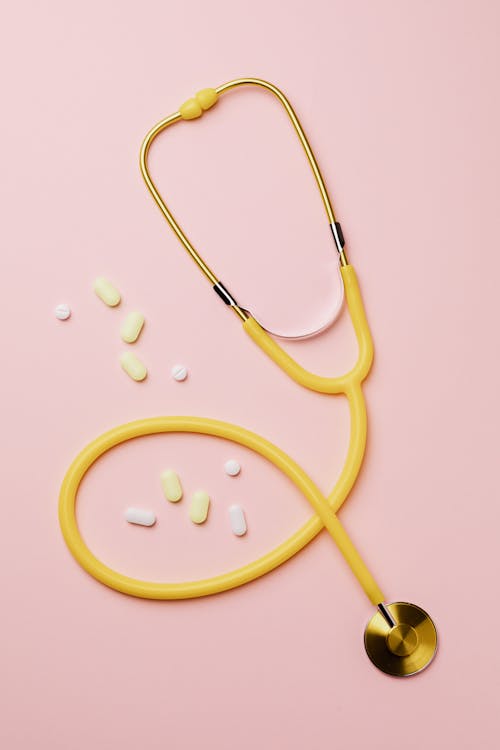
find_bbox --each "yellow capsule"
[93,276,121,307]
[189,491,210,524]
[195,88,218,111]
[119,352,147,382]
[161,469,183,503]
[120,311,145,344]
[179,98,202,120]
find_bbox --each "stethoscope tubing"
[60,79,384,608]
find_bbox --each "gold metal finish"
[139,78,348,324]
[386,623,419,656]
[364,603,437,677]
[215,78,338,225]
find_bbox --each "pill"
[93,276,121,307]
[54,303,71,320]
[120,351,147,381]
[229,505,247,536]
[120,311,145,343]
[189,491,210,524]
[224,459,241,477]
[125,507,156,526]
[171,364,188,382]
[161,469,183,503]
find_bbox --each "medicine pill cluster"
[59,276,246,534]
[126,462,247,536]
[90,276,188,383]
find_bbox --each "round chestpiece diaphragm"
[364,602,437,677]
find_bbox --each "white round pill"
[224,459,241,477]
[54,303,71,320]
[171,364,188,382]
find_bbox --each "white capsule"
[161,469,183,503]
[171,364,188,382]
[189,491,210,524]
[229,505,247,536]
[120,311,145,343]
[54,303,71,320]
[93,276,121,307]
[120,351,147,381]
[224,459,241,477]
[125,507,156,526]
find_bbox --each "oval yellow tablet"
[161,469,183,503]
[189,491,210,524]
[93,276,121,307]
[120,311,145,343]
[119,352,147,381]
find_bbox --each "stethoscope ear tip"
[364,602,438,677]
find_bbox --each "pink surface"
[1,1,500,747]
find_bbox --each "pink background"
[1,1,500,747]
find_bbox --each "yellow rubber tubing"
[243,265,373,393]
[59,415,382,603]
[59,265,384,605]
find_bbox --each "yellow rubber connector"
[196,88,218,110]
[179,88,219,119]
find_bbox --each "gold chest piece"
[364,602,437,676]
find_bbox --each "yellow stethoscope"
[59,78,437,676]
